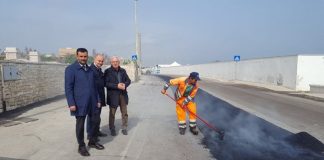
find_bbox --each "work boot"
[179,128,186,135]
[190,126,199,135]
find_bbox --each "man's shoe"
[78,146,90,156]
[94,137,100,142]
[88,136,99,142]
[190,126,199,135]
[111,129,117,136]
[88,142,105,150]
[122,129,128,135]
[179,128,186,135]
[97,131,107,137]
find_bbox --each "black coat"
[90,63,106,106]
[104,66,131,107]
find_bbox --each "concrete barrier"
[159,55,324,91]
[310,85,324,93]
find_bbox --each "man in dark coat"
[104,56,131,136]
[65,48,104,156]
[87,54,107,141]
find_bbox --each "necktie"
[98,68,103,76]
[82,65,87,71]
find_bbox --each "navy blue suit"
[86,63,106,137]
[65,61,100,146]
[90,63,106,106]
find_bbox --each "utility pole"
[134,0,142,74]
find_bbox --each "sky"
[0,0,324,66]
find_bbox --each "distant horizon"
[1,46,324,66]
[1,0,323,66]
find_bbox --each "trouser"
[86,107,102,137]
[109,95,128,130]
[176,97,197,129]
[76,113,100,147]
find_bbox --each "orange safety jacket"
[164,77,199,104]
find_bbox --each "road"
[157,75,324,159]
[198,78,324,143]
[1,75,323,160]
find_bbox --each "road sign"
[234,55,240,62]
[132,55,137,61]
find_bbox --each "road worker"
[161,72,200,135]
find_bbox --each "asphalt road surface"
[158,75,324,160]
[199,78,324,143]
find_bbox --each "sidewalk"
[0,76,214,160]
[207,78,324,102]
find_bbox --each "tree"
[122,59,131,65]
[88,56,94,64]
[40,54,58,62]
[64,54,76,64]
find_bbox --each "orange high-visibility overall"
[168,77,199,129]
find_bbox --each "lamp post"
[134,0,141,75]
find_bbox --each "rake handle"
[164,93,222,133]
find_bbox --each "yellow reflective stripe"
[189,123,196,127]
[176,90,182,99]
[189,119,196,127]
[178,121,186,128]
[179,125,187,128]
[178,121,186,124]
[184,96,193,104]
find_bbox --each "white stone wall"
[235,56,298,89]
[296,55,324,91]
[159,55,324,91]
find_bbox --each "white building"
[4,47,18,60]
[29,51,39,62]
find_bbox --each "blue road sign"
[132,55,137,61]
[234,55,240,62]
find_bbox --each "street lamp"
[134,0,141,73]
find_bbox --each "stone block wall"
[0,61,67,112]
[0,61,138,113]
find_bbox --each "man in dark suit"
[104,56,131,136]
[87,54,107,141]
[65,48,105,157]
